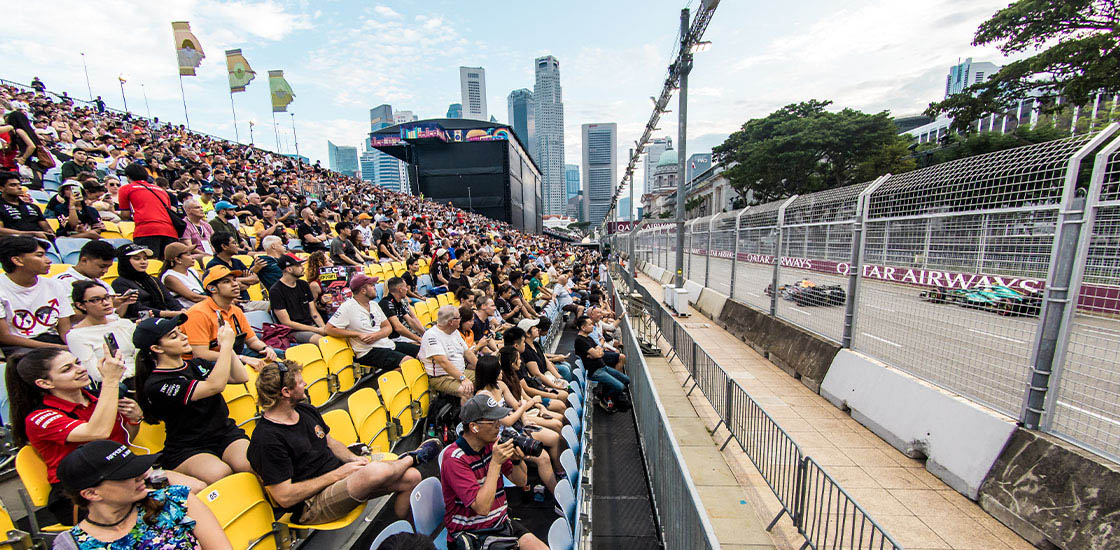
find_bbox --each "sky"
[4,0,1017,214]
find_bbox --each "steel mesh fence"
[708,212,738,296]
[736,201,784,312]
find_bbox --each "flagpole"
[230,91,240,142]
[290,112,301,176]
[272,112,281,152]
[178,75,191,130]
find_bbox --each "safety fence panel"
[798,458,902,550]
[736,201,784,312]
[1050,139,1120,460]
[689,216,713,285]
[854,134,1098,418]
[708,211,739,297]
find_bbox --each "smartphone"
[104,333,119,357]
[123,288,139,297]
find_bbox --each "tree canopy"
[926,0,1119,132]
[712,100,915,204]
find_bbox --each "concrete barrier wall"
[979,429,1120,550]
[696,288,728,320]
[820,350,1017,500]
[715,299,839,392]
[683,280,703,305]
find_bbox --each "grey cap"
[459,394,511,424]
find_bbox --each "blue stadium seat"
[564,408,581,435]
[560,448,579,486]
[29,190,52,203]
[554,478,576,526]
[561,425,580,456]
[105,238,134,249]
[369,520,414,550]
[567,393,583,416]
[245,310,275,332]
[54,237,90,264]
[548,517,573,550]
[409,477,448,550]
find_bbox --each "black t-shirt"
[432,262,450,285]
[378,294,409,339]
[495,297,513,319]
[401,271,417,292]
[447,275,469,293]
[142,358,239,450]
[46,201,100,235]
[472,314,488,342]
[574,334,606,373]
[269,278,316,326]
[247,403,344,515]
[329,237,359,265]
[297,223,326,252]
[0,198,45,232]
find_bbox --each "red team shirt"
[25,391,129,483]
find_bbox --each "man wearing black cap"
[440,394,546,550]
[269,253,325,344]
[56,440,228,547]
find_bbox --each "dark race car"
[919,285,1042,317]
[765,279,847,307]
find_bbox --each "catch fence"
[612,125,1120,463]
[610,271,901,550]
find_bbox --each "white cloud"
[372,5,403,19]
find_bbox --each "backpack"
[259,323,296,350]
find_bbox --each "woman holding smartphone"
[67,281,138,387]
[46,182,103,239]
[111,243,182,320]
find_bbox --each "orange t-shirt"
[181,297,255,358]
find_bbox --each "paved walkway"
[632,274,1033,550]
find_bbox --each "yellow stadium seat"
[424,298,440,316]
[131,421,166,455]
[0,501,31,550]
[47,263,71,278]
[436,293,451,309]
[201,473,280,550]
[366,263,384,280]
[540,273,550,287]
[46,219,59,232]
[400,359,430,421]
[244,367,260,400]
[118,221,135,238]
[378,371,414,439]
[279,503,364,532]
[224,383,258,428]
[321,409,359,446]
[238,417,258,437]
[246,283,264,302]
[287,344,331,407]
[391,261,405,278]
[15,447,69,534]
[145,259,163,276]
[319,336,358,391]
[233,255,255,267]
[347,389,392,453]
[413,301,430,320]
[100,230,124,240]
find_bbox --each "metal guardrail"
[609,269,902,550]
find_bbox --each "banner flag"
[172,21,205,76]
[226,49,256,92]
[269,70,295,112]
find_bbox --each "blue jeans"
[554,362,574,382]
[590,367,630,395]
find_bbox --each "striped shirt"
[440,436,514,537]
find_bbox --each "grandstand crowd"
[0,81,628,549]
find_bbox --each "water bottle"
[533,484,546,502]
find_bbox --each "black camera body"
[499,427,543,458]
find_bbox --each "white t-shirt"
[419,325,468,378]
[554,283,573,307]
[0,275,75,339]
[55,267,112,293]
[161,269,204,309]
[327,298,395,355]
[66,319,138,383]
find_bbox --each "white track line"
[861,332,902,348]
[1056,401,1120,428]
[967,328,1026,345]
[788,307,811,316]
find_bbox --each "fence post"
[686,220,694,281]
[842,176,889,348]
[729,207,747,300]
[719,377,735,450]
[1022,126,1118,429]
[704,216,714,287]
[686,341,700,396]
[771,197,798,316]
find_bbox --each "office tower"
[459,66,488,121]
[945,58,1001,99]
[685,153,712,186]
[564,164,580,202]
[394,110,418,124]
[618,197,631,221]
[446,103,462,119]
[366,104,410,194]
[508,89,534,150]
[370,104,394,130]
[533,55,565,215]
[327,140,359,178]
[643,137,671,195]
[581,122,617,226]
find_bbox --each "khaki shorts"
[297,477,362,525]
[430,370,476,396]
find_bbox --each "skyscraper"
[446,103,462,119]
[507,89,533,149]
[643,137,671,196]
[366,104,410,194]
[327,140,359,178]
[618,197,631,221]
[945,58,1001,99]
[394,110,418,124]
[459,66,487,121]
[533,55,565,215]
[581,122,617,226]
[564,164,580,203]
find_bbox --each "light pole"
[117,73,129,114]
[248,119,256,146]
[81,52,93,101]
[140,83,151,119]
[673,8,690,289]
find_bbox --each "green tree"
[712,100,915,204]
[926,0,1119,133]
[910,123,1067,168]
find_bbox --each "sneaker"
[403,438,444,465]
[596,397,615,414]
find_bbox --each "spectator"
[355,213,373,246]
[110,243,180,321]
[269,254,326,344]
[517,318,574,392]
[67,281,139,386]
[253,202,286,249]
[47,182,103,239]
[330,222,362,266]
[439,394,548,550]
[134,314,253,484]
[376,232,402,263]
[180,197,214,255]
[378,276,423,357]
[256,235,286,291]
[305,251,335,314]
[530,317,575,381]
[501,328,566,413]
[208,201,248,249]
[55,240,134,319]
[0,171,53,239]
[297,208,328,253]
[430,248,451,291]
[552,273,584,320]
[0,236,72,355]
[401,256,424,301]
[588,307,626,372]
[418,305,476,402]
[54,441,226,549]
[573,315,631,413]
[247,362,437,524]
[160,242,206,309]
[447,260,469,294]
[117,163,179,258]
[325,274,410,374]
[459,305,496,356]
[205,232,267,310]
[527,268,552,306]
[181,266,279,369]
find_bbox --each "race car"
[764,279,847,307]
[918,285,1042,317]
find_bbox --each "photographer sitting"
[440,394,548,550]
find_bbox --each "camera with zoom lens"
[499,427,544,457]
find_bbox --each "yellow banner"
[226,49,256,93]
[172,21,205,76]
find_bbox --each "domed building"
[641,147,679,218]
